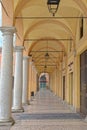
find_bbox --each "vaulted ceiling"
[5,0,87,73]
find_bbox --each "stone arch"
[2,0,14,26]
[28,37,66,56]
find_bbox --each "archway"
[39,73,49,89]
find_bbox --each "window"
[80,18,83,39]
[0,2,2,47]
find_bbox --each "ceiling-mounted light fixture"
[44,65,47,73]
[44,40,49,60]
[44,65,47,68]
[45,52,49,60]
[47,0,60,16]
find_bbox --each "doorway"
[69,72,73,105]
[63,76,65,100]
[80,50,87,114]
[40,75,46,89]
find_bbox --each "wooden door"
[80,50,87,114]
[69,72,73,105]
[63,76,65,100]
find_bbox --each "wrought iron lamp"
[44,65,47,73]
[45,40,49,60]
[47,0,60,16]
[44,65,47,69]
[45,52,49,60]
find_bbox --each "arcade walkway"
[1,89,87,130]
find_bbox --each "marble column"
[0,27,16,126]
[12,46,24,112]
[28,57,32,101]
[33,67,37,95]
[22,56,29,105]
[31,64,34,100]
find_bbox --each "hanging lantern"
[44,65,47,68]
[47,0,60,16]
[45,52,49,60]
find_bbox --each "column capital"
[23,56,29,60]
[14,46,24,52]
[0,26,16,35]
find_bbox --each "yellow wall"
[49,21,87,112]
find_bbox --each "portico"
[0,0,87,128]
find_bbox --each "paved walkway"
[0,89,87,130]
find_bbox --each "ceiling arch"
[30,46,63,60]
[28,36,66,55]
[28,38,65,73]
[23,19,74,40]
[14,0,87,18]
[23,19,75,52]
[12,0,87,73]
[31,52,60,61]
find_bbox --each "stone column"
[12,46,24,112]
[22,56,29,105]
[28,57,32,101]
[0,27,16,126]
[33,67,37,94]
[31,64,35,100]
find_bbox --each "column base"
[0,117,15,126]
[28,100,31,105]
[85,116,87,121]
[22,100,30,105]
[22,102,30,106]
[12,107,24,113]
[30,96,34,101]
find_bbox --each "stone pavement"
[0,88,87,130]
